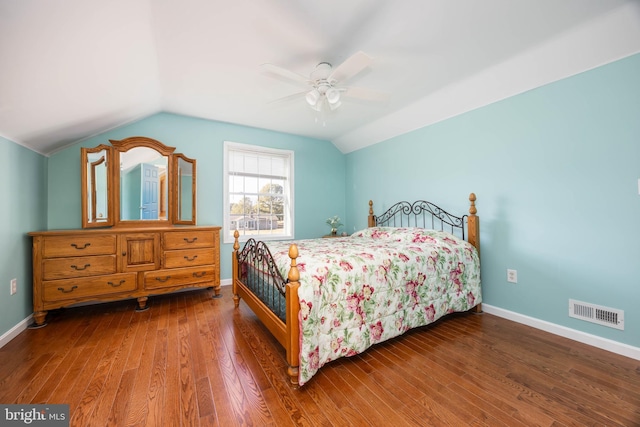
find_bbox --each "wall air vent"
[569,299,624,330]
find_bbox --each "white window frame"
[223,141,294,244]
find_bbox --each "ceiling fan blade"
[328,51,373,83]
[341,86,389,102]
[261,63,310,86]
[267,91,308,105]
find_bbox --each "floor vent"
[569,299,624,330]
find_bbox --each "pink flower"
[405,280,417,294]
[425,304,436,321]
[345,348,358,357]
[339,260,354,271]
[443,237,457,245]
[398,253,409,262]
[362,284,374,300]
[371,230,390,239]
[299,300,312,320]
[466,292,476,307]
[346,293,361,311]
[370,321,384,341]
[307,347,320,370]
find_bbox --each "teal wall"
[46,113,346,280]
[0,137,47,335]
[345,53,640,347]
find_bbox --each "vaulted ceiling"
[1,0,639,155]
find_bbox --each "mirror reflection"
[177,156,193,222]
[119,147,168,221]
[86,149,109,224]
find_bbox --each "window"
[223,142,294,244]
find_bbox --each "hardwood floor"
[1,286,638,426]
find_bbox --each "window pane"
[245,176,258,194]
[224,142,293,243]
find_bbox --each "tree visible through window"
[223,142,294,243]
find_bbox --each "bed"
[231,193,481,386]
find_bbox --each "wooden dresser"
[29,226,221,326]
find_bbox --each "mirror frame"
[81,136,197,228]
[81,144,115,228]
[172,153,197,225]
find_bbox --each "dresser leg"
[28,311,48,328]
[135,297,150,312]
[211,285,223,299]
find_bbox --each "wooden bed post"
[367,200,375,227]
[232,230,240,307]
[467,193,482,313]
[285,244,301,385]
[467,193,480,256]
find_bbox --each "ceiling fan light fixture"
[305,89,320,106]
[325,87,340,105]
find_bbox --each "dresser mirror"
[81,144,114,228]
[173,153,196,225]
[81,136,197,228]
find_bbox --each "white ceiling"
[1,0,639,156]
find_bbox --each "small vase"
[331,228,337,235]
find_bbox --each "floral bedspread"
[265,227,482,386]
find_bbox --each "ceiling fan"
[261,51,388,113]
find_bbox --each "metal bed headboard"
[372,200,468,240]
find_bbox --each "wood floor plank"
[205,294,258,426]
[106,368,137,427]
[123,301,159,426]
[231,305,331,426]
[161,296,183,426]
[0,286,638,427]
[86,308,140,424]
[220,313,285,425]
[68,307,131,426]
[193,293,239,426]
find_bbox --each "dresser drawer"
[42,235,117,258]
[42,255,117,280]
[164,248,214,268]
[144,265,216,290]
[43,273,137,302]
[164,230,214,250]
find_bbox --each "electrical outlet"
[10,278,17,295]
[507,269,518,284]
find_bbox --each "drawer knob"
[155,276,171,283]
[71,263,91,271]
[193,272,206,278]
[108,280,125,287]
[184,255,198,262]
[57,285,78,294]
[183,237,198,243]
[71,243,91,250]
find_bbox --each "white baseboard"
[483,304,640,361]
[0,314,33,349]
